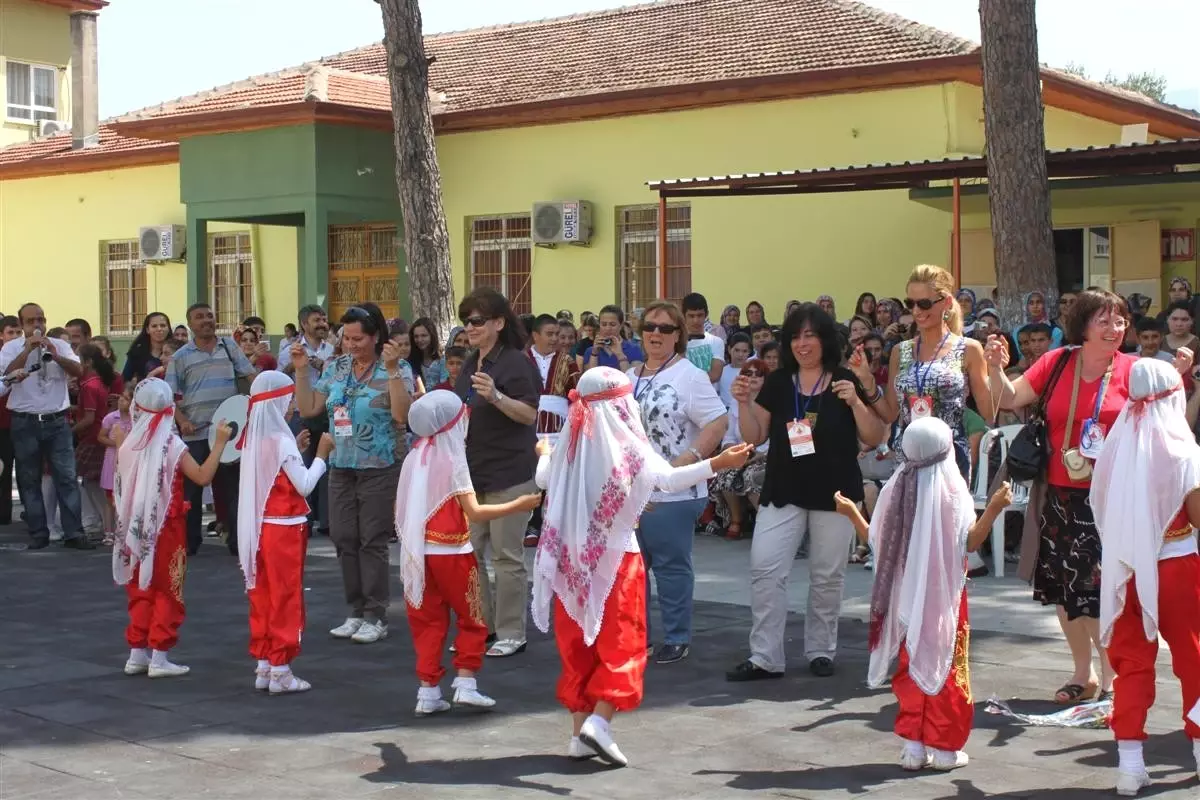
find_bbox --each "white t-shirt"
[723,399,769,454]
[686,333,725,384]
[718,363,741,409]
[628,358,728,503]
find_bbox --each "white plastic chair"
[970,424,1029,577]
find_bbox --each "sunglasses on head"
[462,315,490,329]
[641,322,680,335]
[903,295,946,311]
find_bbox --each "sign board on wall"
[1162,228,1196,262]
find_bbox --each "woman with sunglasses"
[291,302,413,646]
[629,301,729,665]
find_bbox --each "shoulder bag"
[218,337,254,396]
[1004,348,1073,482]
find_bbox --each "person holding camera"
[0,303,94,550]
[580,305,642,373]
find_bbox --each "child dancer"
[1090,357,1200,796]
[98,386,134,545]
[833,416,1010,771]
[532,367,752,767]
[237,371,333,695]
[113,378,230,678]
[394,390,542,716]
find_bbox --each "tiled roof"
[324,0,979,114]
[0,126,173,168]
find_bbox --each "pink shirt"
[99,410,132,491]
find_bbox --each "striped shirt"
[165,336,255,442]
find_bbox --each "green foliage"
[1058,62,1168,103]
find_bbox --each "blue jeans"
[636,497,706,646]
[11,413,83,543]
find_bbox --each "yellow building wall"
[0,0,73,149]
[0,162,297,338]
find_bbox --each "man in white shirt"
[0,303,94,550]
[682,292,726,386]
[279,305,334,376]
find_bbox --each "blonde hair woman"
[849,265,993,484]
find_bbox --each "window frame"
[468,213,533,315]
[5,60,59,124]
[207,231,255,334]
[615,202,692,313]
[100,239,147,337]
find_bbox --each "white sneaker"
[451,677,496,710]
[899,741,930,771]
[568,736,597,760]
[579,715,628,767]
[351,621,387,644]
[49,530,64,542]
[255,666,271,691]
[123,648,150,676]
[329,617,365,639]
[1116,770,1151,796]
[415,686,451,717]
[268,668,312,695]
[929,748,969,771]
[148,659,190,679]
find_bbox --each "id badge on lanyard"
[333,405,352,438]
[909,333,949,421]
[790,372,824,458]
[1079,368,1112,460]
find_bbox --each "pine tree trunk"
[979,0,1058,328]
[378,0,456,334]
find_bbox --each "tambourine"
[209,394,249,463]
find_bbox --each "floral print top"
[893,336,969,475]
[316,355,413,470]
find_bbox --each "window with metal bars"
[101,240,147,336]
[328,224,401,321]
[615,204,691,313]
[5,62,57,122]
[208,232,254,332]
[469,215,532,315]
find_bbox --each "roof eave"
[28,0,108,11]
[0,144,177,181]
[109,101,393,142]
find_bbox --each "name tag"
[1079,419,1106,459]
[788,419,815,458]
[909,395,933,420]
[333,405,352,438]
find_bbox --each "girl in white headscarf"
[237,370,334,695]
[394,390,542,717]
[532,367,751,767]
[1090,357,1200,797]
[834,416,1011,772]
[112,378,231,679]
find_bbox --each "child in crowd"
[1091,358,1200,797]
[75,344,118,540]
[394,390,542,716]
[532,367,752,767]
[97,385,134,545]
[434,346,467,391]
[1134,316,1174,363]
[833,416,1011,772]
[237,371,332,695]
[113,378,230,678]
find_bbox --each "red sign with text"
[1163,228,1196,262]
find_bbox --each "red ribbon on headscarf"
[413,404,467,466]
[1130,382,1182,423]
[235,384,295,450]
[566,383,633,463]
[133,402,174,450]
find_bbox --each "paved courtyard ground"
[1,525,1198,799]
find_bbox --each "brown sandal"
[725,522,743,541]
[1054,681,1098,705]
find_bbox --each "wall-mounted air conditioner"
[139,225,187,261]
[531,201,593,245]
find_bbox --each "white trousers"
[748,503,854,672]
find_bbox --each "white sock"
[150,649,171,667]
[902,738,925,754]
[257,659,270,670]
[586,713,610,733]
[452,676,477,691]
[1118,740,1145,774]
[418,685,443,700]
[1192,738,1200,772]
[128,647,150,664]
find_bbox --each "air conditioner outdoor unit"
[37,119,68,137]
[531,201,593,245]
[139,225,187,261]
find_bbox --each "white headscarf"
[394,390,473,608]
[867,416,973,693]
[113,378,187,590]
[236,370,303,589]
[532,366,672,646]
[1093,357,1200,647]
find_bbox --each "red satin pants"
[248,522,308,666]
[554,551,648,714]
[126,511,188,651]
[1110,554,1200,741]
[406,552,489,684]
[893,589,973,752]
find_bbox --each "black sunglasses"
[641,322,681,335]
[903,295,946,312]
[462,315,490,329]
[343,306,371,321]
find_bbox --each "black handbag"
[1005,349,1073,482]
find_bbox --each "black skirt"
[1033,486,1102,620]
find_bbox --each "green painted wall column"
[185,213,208,306]
[300,203,329,310]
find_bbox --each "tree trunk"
[979,0,1058,329]
[378,0,456,334]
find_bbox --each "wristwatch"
[491,390,507,405]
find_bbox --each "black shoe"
[486,633,497,647]
[726,659,783,682]
[62,535,96,550]
[967,564,989,579]
[27,538,49,550]
[809,657,835,677]
[656,644,689,664]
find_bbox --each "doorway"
[1054,229,1084,294]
